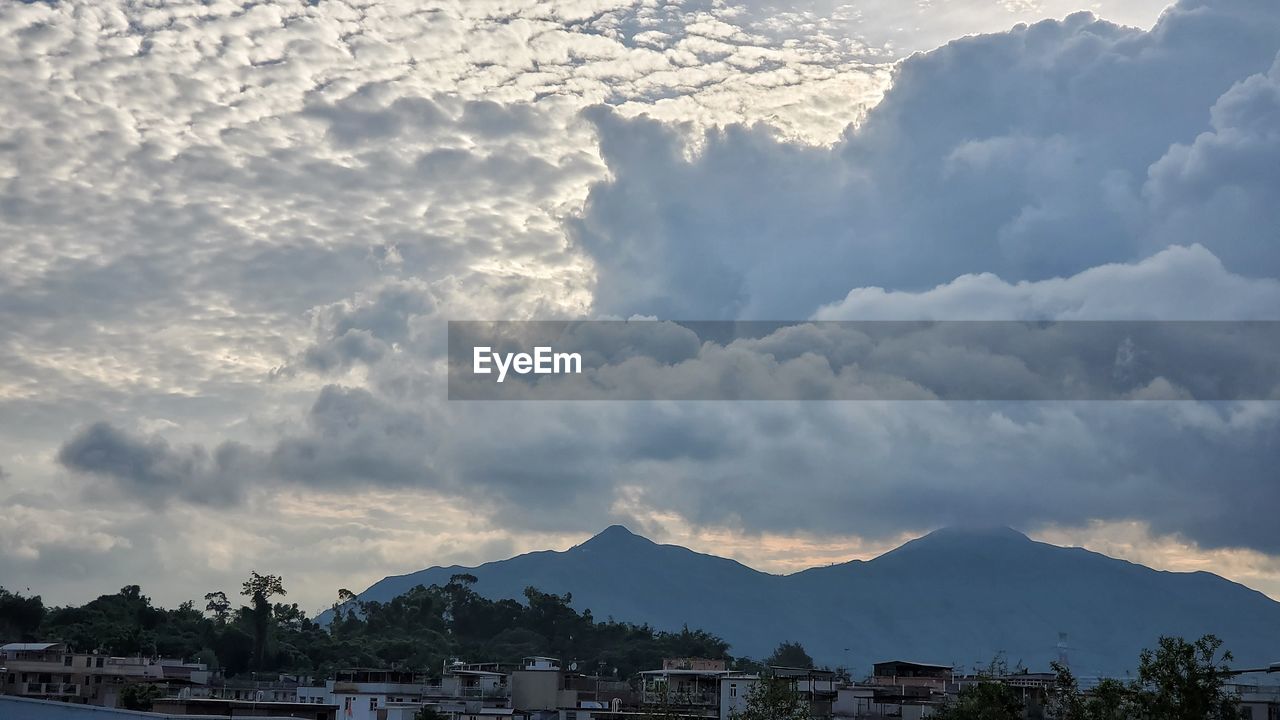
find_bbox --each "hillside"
[330,525,1280,676]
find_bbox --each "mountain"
[325,525,1280,676]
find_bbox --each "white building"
[638,667,759,720]
[297,664,512,720]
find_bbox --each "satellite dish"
[569,663,578,671]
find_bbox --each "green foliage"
[0,586,45,641]
[766,641,815,669]
[14,574,729,680]
[1050,635,1238,720]
[414,707,450,720]
[1050,662,1131,720]
[934,679,1024,720]
[118,683,163,711]
[204,591,231,623]
[1134,635,1239,720]
[241,572,286,671]
[732,678,810,720]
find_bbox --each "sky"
[2,0,1280,617]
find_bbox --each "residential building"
[1233,682,1280,720]
[771,666,838,719]
[152,697,339,718]
[638,665,759,720]
[510,656,632,720]
[297,663,512,720]
[0,642,212,708]
[868,661,952,694]
[0,695,336,719]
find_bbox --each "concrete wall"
[0,695,308,720]
[510,671,560,711]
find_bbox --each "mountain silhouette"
[324,525,1280,676]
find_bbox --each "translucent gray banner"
[447,321,1280,400]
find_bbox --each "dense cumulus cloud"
[575,0,1280,318]
[3,0,1280,612]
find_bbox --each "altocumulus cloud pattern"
[1,0,1279,610]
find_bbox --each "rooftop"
[0,642,63,652]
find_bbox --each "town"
[2,577,1278,720]
[4,645,1280,720]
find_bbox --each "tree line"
[0,573,732,679]
[935,634,1243,720]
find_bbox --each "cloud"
[294,280,439,374]
[1144,54,1280,276]
[267,385,439,489]
[814,244,1280,320]
[3,0,1279,615]
[57,422,257,507]
[574,2,1280,319]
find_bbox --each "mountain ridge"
[325,525,1280,675]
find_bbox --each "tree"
[204,591,231,623]
[1133,635,1239,720]
[766,641,815,669]
[0,587,45,641]
[732,677,810,720]
[241,572,286,671]
[934,679,1024,720]
[119,683,163,711]
[1049,661,1131,720]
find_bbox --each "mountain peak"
[339,523,1280,674]
[877,525,1032,562]
[578,524,651,549]
[920,525,1030,543]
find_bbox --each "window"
[95,658,104,668]
[85,658,92,667]
[370,697,378,710]
[730,684,737,698]
[64,656,72,666]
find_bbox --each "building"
[844,661,956,720]
[0,642,212,708]
[638,665,759,720]
[297,663,513,720]
[0,695,337,720]
[868,661,952,694]
[1233,682,1280,720]
[509,656,633,720]
[190,675,305,703]
[664,659,728,672]
[771,666,838,719]
[298,669,432,720]
[153,697,339,718]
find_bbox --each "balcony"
[642,690,719,707]
[21,682,80,696]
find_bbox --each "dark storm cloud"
[267,385,438,488]
[57,422,256,507]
